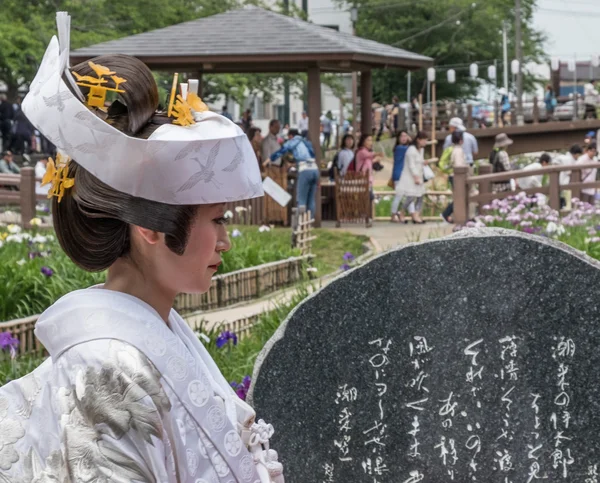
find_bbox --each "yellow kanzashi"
[186,93,209,113]
[74,62,126,109]
[172,95,195,126]
[41,153,74,203]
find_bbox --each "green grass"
[201,285,311,384]
[375,194,449,218]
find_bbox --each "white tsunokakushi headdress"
[22,12,263,205]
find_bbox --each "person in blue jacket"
[391,130,410,223]
[270,128,319,217]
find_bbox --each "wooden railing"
[0,168,43,229]
[171,254,314,313]
[453,162,600,224]
[0,315,44,357]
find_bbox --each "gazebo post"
[196,72,204,98]
[307,66,322,228]
[360,70,373,136]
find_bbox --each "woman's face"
[399,132,409,145]
[417,137,428,149]
[344,136,354,149]
[253,131,262,143]
[364,136,373,150]
[144,204,231,295]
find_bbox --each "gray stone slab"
[249,228,600,483]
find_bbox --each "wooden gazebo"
[71,6,432,225]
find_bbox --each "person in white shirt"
[575,142,599,204]
[517,153,551,191]
[34,156,50,196]
[558,144,583,186]
[584,80,599,119]
[298,111,309,138]
[442,117,479,165]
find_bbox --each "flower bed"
[464,193,600,261]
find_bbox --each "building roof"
[559,62,600,82]
[70,6,432,73]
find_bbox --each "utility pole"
[515,0,524,122]
[502,21,509,93]
[351,7,358,135]
[283,0,291,127]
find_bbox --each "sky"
[534,0,600,59]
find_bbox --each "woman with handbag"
[395,130,429,224]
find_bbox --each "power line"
[392,8,468,46]
[537,7,600,17]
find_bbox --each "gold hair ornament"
[41,153,74,203]
[167,74,209,126]
[73,61,127,110]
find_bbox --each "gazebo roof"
[70,6,432,73]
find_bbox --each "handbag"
[423,165,435,182]
[387,178,395,189]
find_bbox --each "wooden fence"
[453,162,600,224]
[0,168,43,229]
[334,171,372,227]
[291,207,316,256]
[190,313,261,342]
[174,254,314,313]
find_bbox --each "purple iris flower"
[340,263,351,271]
[0,331,19,352]
[216,331,238,349]
[343,252,355,262]
[41,266,54,277]
[231,375,252,400]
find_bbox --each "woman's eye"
[214,217,229,225]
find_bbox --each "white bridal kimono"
[0,288,283,482]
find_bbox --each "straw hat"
[494,133,514,149]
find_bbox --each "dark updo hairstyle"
[54,55,197,272]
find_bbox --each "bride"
[0,12,283,483]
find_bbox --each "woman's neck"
[103,258,176,324]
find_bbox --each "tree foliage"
[0,0,344,114]
[345,0,546,102]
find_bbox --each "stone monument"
[249,228,600,483]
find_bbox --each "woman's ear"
[132,225,160,245]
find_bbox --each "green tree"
[344,0,546,102]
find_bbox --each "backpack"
[490,149,506,173]
[438,146,454,174]
[328,151,340,179]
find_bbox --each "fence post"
[510,102,516,126]
[453,166,469,225]
[291,207,298,249]
[20,167,36,230]
[549,172,561,211]
[477,164,493,213]
[533,96,539,124]
[399,107,406,133]
[494,101,500,128]
[467,105,473,129]
[570,168,581,201]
